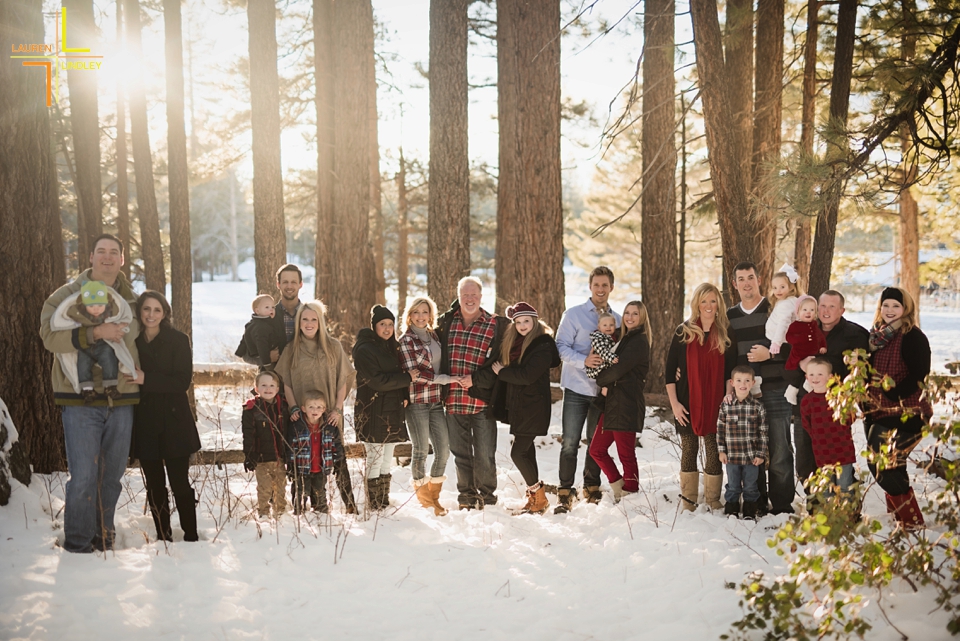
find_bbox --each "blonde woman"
[275,300,357,513]
[865,287,930,529]
[665,283,737,512]
[490,302,560,514]
[398,296,455,515]
[589,301,651,502]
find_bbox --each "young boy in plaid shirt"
[718,365,769,519]
[286,390,350,514]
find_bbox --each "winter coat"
[132,325,202,460]
[765,297,797,347]
[436,299,511,404]
[236,315,287,370]
[40,269,140,405]
[491,333,561,437]
[595,328,650,433]
[242,395,289,464]
[353,328,410,444]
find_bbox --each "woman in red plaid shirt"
[399,296,458,516]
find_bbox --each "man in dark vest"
[726,261,795,515]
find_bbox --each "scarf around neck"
[869,319,902,352]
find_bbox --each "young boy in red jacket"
[800,357,857,498]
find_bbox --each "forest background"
[1,0,959,476]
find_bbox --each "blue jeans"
[406,402,450,480]
[559,389,601,489]
[724,463,760,503]
[824,463,855,498]
[446,411,498,506]
[61,405,134,553]
[760,390,796,513]
[77,340,120,386]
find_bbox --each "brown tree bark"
[116,0,131,280]
[794,0,819,289]
[726,0,754,185]
[327,0,378,336]
[898,0,920,307]
[751,0,784,289]
[690,0,753,291]
[807,0,858,299]
[397,149,409,316]
[428,0,470,310]
[125,0,165,291]
[641,0,680,392]
[247,0,286,296]
[313,0,334,302]
[496,0,565,330]
[64,0,102,268]
[0,0,66,474]
[370,59,386,306]
[164,0,192,338]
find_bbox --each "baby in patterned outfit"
[586,312,619,380]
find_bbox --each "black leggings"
[511,434,540,487]
[140,456,196,539]
[680,433,722,475]
[866,414,924,496]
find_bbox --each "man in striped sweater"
[726,261,796,515]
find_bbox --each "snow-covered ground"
[0,397,952,640]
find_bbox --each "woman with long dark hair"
[127,291,201,542]
[865,287,930,529]
[665,283,737,513]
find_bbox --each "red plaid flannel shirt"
[445,309,497,415]
[399,328,445,405]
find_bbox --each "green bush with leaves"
[722,349,960,640]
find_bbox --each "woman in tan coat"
[275,300,357,513]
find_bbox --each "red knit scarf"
[686,326,725,436]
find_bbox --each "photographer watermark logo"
[10,7,104,107]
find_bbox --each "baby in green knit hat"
[67,281,123,402]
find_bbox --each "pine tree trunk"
[0,0,67,473]
[370,60,386,306]
[313,0,335,302]
[642,0,680,392]
[726,0,754,185]
[64,0,102,268]
[328,0,378,336]
[397,149,409,316]
[496,0,565,330]
[164,0,192,339]
[690,0,753,292]
[808,0,858,299]
[794,0,819,288]
[116,0,131,280]
[247,0,286,296]
[898,0,920,307]
[751,0,784,289]
[428,0,470,310]
[125,0,165,291]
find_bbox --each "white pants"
[363,443,396,479]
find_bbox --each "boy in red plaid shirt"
[436,277,509,510]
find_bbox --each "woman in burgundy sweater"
[865,287,931,529]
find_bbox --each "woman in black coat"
[590,300,651,502]
[353,305,414,510]
[491,302,560,515]
[127,291,201,542]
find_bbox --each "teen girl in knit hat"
[491,302,560,515]
[864,287,931,529]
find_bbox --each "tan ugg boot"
[679,471,700,512]
[414,477,433,510]
[703,473,724,511]
[429,476,448,516]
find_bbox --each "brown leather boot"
[516,482,548,515]
[429,476,448,516]
[414,477,433,510]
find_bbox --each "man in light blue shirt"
[554,266,621,513]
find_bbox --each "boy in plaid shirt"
[718,365,769,519]
[586,311,619,380]
[286,390,350,514]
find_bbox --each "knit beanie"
[506,301,538,320]
[81,281,109,307]
[795,294,817,316]
[880,287,904,305]
[370,304,395,328]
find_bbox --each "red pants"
[588,415,639,492]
